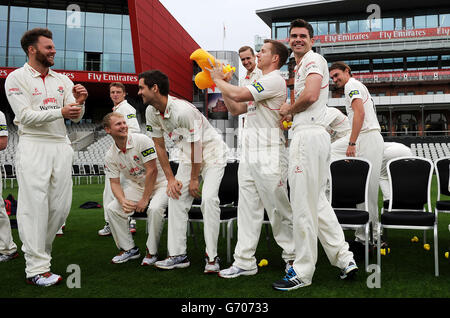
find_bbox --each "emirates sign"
[0,67,138,84]
[277,27,450,44]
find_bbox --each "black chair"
[188,160,239,263]
[92,164,105,184]
[83,164,94,184]
[434,157,450,215]
[2,164,16,188]
[377,157,438,277]
[72,164,83,185]
[330,157,371,272]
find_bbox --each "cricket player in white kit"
[329,61,384,243]
[5,28,87,286]
[0,111,19,263]
[99,82,142,236]
[209,39,296,278]
[273,19,356,291]
[140,70,228,273]
[379,142,412,200]
[239,46,263,90]
[237,46,262,151]
[102,112,168,265]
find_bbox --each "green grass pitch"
[1,176,449,299]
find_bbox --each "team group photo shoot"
[0,0,450,307]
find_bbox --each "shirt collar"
[113,134,134,154]
[152,95,173,119]
[113,99,127,111]
[245,68,259,80]
[25,62,56,78]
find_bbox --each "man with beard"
[5,28,88,286]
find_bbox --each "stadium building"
[0,0,205,124]
[0,0,244,169]
[257,0,450,158]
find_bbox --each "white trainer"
[98,223,112,236]
[204,256,220,274]
[218,265,257,279]
[26,272,62,287]
[111,247,140,264]
[0,251,19,263]
[141,253,158,266]
[154,255,190,270]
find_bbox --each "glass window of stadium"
[440,14,450,27]
[1,6,135,73]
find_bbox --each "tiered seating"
[410,142,450,163]
[73,134,113,166]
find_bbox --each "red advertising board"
[0,67,138,84]
[278,27,450,44]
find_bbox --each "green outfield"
[1,177,449,299]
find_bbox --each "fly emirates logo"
[87,72,138,83]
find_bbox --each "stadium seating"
[434,157,450,216]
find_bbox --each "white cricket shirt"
[0,111,8,137]
[5,63,84,142]
[113,100,141,134]
[240,67,262,87]
[292,50,329,129]
[146,95,227,164]
[244,69,287,149]
[104,133,166,188]
[344,77,381,132]
[324,107,351,142]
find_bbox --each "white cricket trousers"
[103,174,128,223]
[107,183,168,253]
[289,127,354,285]
[0,177,17,255]
[331,130,383,241]
[233,146,295,270]
[15,138,73,278]
[167,161,225,262]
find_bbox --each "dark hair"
[109,82,126,93]
[21,28,53,56]
[102,112,124,129]
[263,39,289,69]
[329,61,352,76]
[138,70,169,96]
[238,46,254,56]
[289,19,314,38]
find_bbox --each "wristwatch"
[348,142,356,146]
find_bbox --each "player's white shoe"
[111,247,140,264]
[26,272,62,287]
[0,251,19,263]
[98,223,112,236]
[218,265,257,278]
[154,255,190,270]
[141,253,158,266]
[204,256,220,274]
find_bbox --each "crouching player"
[103,112,168,265]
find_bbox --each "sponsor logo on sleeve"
[146,125,152,132]
[252,82,264,93]
[349,90,360,98]
[127,114,136,119]
[0,125,7,131]
[305,61,319,73]
[141,147,156,157]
